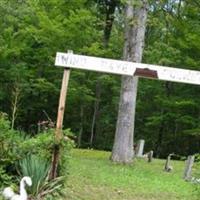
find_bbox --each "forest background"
[0,0,200,158]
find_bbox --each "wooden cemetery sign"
[55,52,200,85]
[51,51,200,179]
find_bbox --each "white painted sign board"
[55,52,200,85]
[55,52,135,76]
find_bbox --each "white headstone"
[183,155,195,180]
[136,139,145,157]
[147,150,153,162]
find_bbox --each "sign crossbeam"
[55,52,200,85]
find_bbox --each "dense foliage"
[0,113,72,199]
[0,0,199,158]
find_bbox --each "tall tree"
[111,0,148,163]
[90,0,120,147]
[102,0,120,47]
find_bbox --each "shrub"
[0,112,74,198]
[0,113,23,165]
[0,166,13,189]
[19,155,50,196]
[18,154,64,199]
[0,112,23,186]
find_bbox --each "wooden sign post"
[49,51,72,180]
[52,51,200,178]
[55,68,71,142]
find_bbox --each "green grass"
[64,149,199,200]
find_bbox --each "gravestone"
[147,150,154,162]
[183,155,194,181]
[164,153,174,172]
[136,139,145,157]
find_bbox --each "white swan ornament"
[2,176,32,200]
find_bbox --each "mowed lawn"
[65,149,199,200]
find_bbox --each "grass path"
[64,149,199,200]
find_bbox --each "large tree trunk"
[111,0,148,163]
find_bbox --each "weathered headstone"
[183,155,195,181]
[136,139,145,157]
[147,150,154,162]
[164,153,174,172]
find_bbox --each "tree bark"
[154,113,164,158]
[111,0,148,163]
[78,104,84,148]
[49,68,70,180]
[90,80,101,147]
[103,0,118,47]
[11,82,21,129]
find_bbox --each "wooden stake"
[49,51,72,179]
[55,68,71,142]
